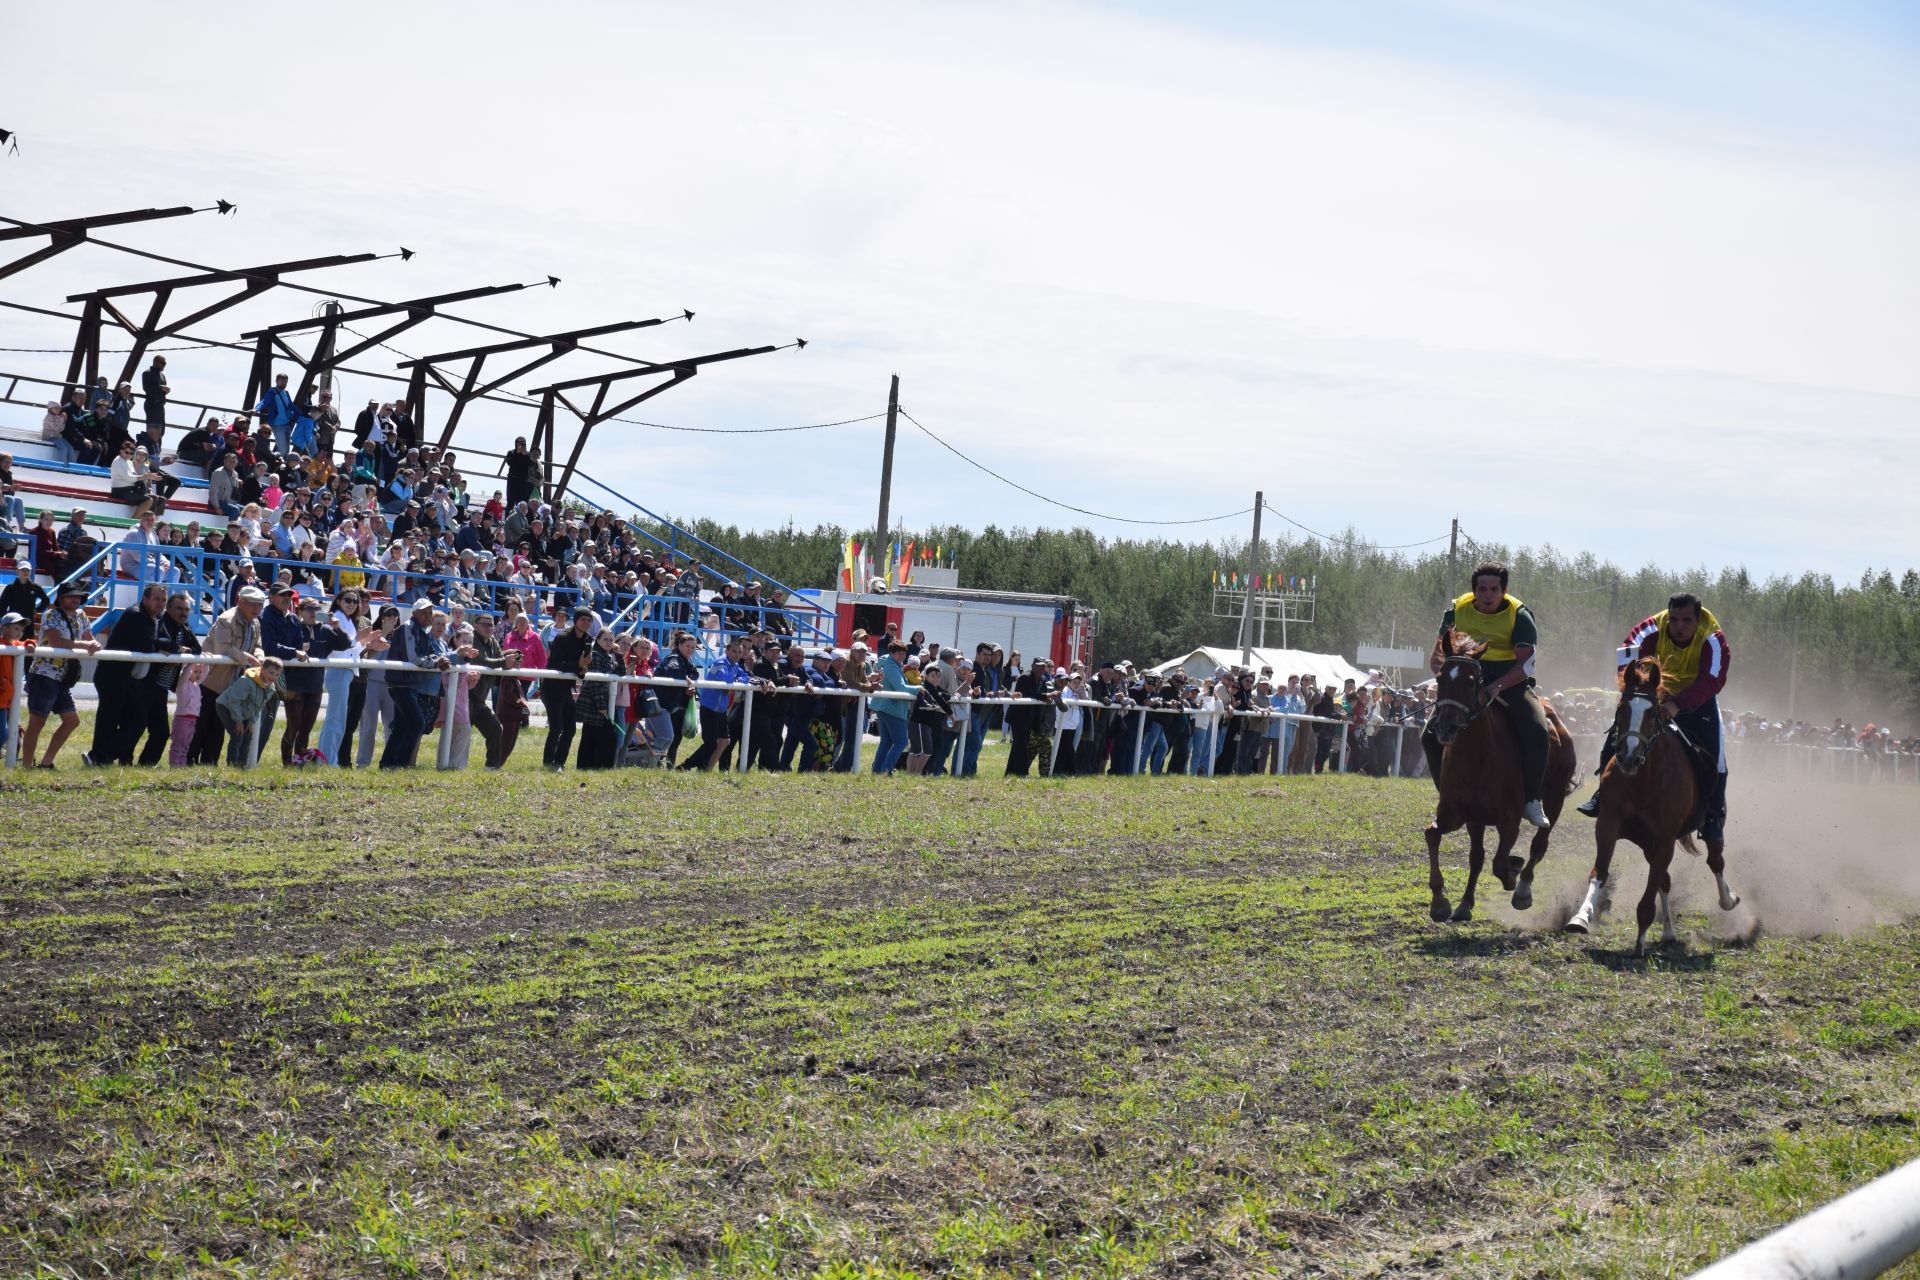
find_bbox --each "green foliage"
[640,516,1920,721]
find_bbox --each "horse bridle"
[1433,654,1491,725]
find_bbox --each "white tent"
[1149,646,1375,689]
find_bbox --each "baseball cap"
[238,586,269,603]
[0,611,25,627]
[410,598,435,612]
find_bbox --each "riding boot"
[1575,726,1618,817]
[1700,770,1728,842]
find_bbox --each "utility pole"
[1447,516,1459,584]
[1236,492,1264,666]
[1787,615,1801,721]
[874,374,899,557]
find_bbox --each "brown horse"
[1423,632,1580,922]
[1565,658,1740,954]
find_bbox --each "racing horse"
[1566,658,1740,954]
[1423,631,1580,922]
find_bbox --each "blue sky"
[0,0,1915,584]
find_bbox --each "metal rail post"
[1688,1154,1920,1279]
[436,669,455,769]
[5,646,24,767]
[1338,722,1351,773]
[851,694,867,771]
[1132,707,1146,775]
[737,685,754,774]
[953,709,969,780]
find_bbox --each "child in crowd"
[0,611,24,749]
[215,657,283,768]
[169,661,208,767]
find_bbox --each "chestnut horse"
[1428,637,1574,924]
[1424,632,1580,922]
[1566,658,1740,954]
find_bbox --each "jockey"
[1423,560,1554,830]
[1575,591,1730,838]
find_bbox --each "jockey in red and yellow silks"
[1577,593,1731,839]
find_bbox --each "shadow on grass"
[1583,944,1719,973]
[1413,929,1557,958]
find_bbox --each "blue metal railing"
[563,469,834,636]
[59,536,824,648]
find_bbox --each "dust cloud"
[1500,773,1920,939]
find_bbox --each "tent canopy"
[1149,646,1375,689]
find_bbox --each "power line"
[900,407,1452,547]
[1264,511,1452,551]
[0,341,225,354]
[898,408,1254,527]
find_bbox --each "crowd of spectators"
[3,360,1913,780]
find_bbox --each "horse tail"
[1678,831,1701,857]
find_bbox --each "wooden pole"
[1236,492,1263,666]
[874,374,899,555]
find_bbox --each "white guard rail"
[2,645,1411,777]
[1689,1155,1920,1280]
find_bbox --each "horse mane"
[1619,657,1665,698]
[1445,629,1487,660]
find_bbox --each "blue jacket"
[874,656,910,720]
[260,605,307,666]
[386,618,450,691]
[698,656,750,714]
[256,387,297,429]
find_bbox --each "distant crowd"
[3,358,1912,780]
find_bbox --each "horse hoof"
[1564,915,1590,935]
[1430,899,1452,923]
[1449,904,1474,924]
[1512,883,1533,911]
[1719,889,1741,911]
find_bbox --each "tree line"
[641,516,1920,726]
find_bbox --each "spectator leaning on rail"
[0,611,27,751]
[19,581,102,769]
[189,585,268,766]
[542,606,595,771]
[84,582,169,767]
[214,656,283,768]
[679,635,757,772]
[870,639,913,775]
[380,599,453,770]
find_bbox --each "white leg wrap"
[1716,873,1741,911]
[1567,878,1603,933]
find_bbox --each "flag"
[900,540,915,586]
[1212,569,1218,586]
[935,545,942,564]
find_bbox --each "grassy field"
[1,759,1917,1279]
